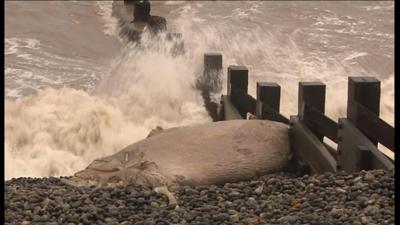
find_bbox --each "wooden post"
[347,77,380,145]
[200,53,223,121]
[298,82,326,141]
[227,65,252,118]
[337,118,393,173]
[298,160,311,175]
[359,145,373,170]
[256,82,280,119]
[203,53,223,93]
[227,65,248,96]
[204,53,222,72]
[133,0,151,22]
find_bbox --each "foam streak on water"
[4,1,394,179]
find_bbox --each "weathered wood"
[228,65,248,95]
[359,146,373,170]
[202,53,222,93]
[255,82,287,124]
[323,143,338,160]
[298,82,326,141]
[259,103,289,124]
[352,102,394,151]
[302,103,338,143]
[257,82,280,113]
[232,93,257,118]
[298,82,326,117]
[347,77,381,145]
[218,71,393,175]
[298,160,311,175]
[133,0,151,22]
[204,53,223,72]
[256,82,282,120]
[290,116,337,174]
[336,118,393,173]
[221,95,242,120]
[227,66,256,118]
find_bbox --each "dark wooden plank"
[336,118,394,173]
[260,102,290,124]
[302,103,339,143]
[221,95,242,120]
[290,116,337,173]
[354,103,394,151]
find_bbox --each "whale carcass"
[71,120,291,187]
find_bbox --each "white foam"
[344,52,368,61]
[5,31,211,179]
[5,89,23,99]
[363,4,394,11]
[164,1,186,6]
[25,38,40,49]
[94,1,120,38]
[5,85,209,179]
[5,38,40,55]
[5,1,394,179]
[5,36,103,98]
[5,39,19,55]
[379,75,394,126]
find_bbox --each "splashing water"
[5,28,211,179]
[5,1,394,179]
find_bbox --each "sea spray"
[5,30,211,179]
[5,85,210,179]
[168,2,394,126]
[5,1,394,179]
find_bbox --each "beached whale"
[70,119,291,188]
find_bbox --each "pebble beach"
[5,169,394,225]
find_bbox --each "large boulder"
[72,120,291,187]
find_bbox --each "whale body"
[72,120,291,187]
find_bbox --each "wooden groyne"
[202,52,395,175]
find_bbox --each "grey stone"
[229,214,240,222]
[151,201,159,208]
[364,172,375,181]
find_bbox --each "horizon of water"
[5,1,394,180]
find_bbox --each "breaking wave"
[5,1,394,179]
